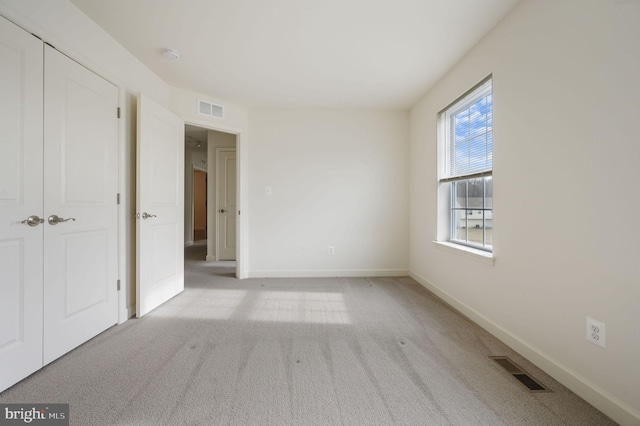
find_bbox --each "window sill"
[433,241,496,266]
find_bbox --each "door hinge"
[117,193,120,205]
[117,107,121,118]
[117,279,121,291]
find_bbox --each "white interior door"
[42,46,119,364]
[0,16,44,392]
[216,149,236,261]
[136,94,184,317]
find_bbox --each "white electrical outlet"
[586,317,606,348]
[328,246,335,255]
[265,186,272,196]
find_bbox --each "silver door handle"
[21,215,44,227]
[142,212,157,219]
[48,215,76,225]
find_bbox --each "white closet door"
[0,15,44,392]
[136,94,184,317]
[43,46,119,364]
[216,149,237,260]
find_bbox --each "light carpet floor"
[0,243,615,425]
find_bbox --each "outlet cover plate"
[586,316,606,348]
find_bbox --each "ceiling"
[70,0,520,109]
[185,124,209,148]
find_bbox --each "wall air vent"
[197,99,224,119]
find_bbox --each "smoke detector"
[161,48,180,60]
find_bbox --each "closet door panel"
[43,46,118,365]
[0,15,44,393]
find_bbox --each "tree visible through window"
[439,77,492,251]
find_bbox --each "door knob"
[141,212,157,219]
[219,209,226,213]
[48,215,76,225]
[21,215,44,227]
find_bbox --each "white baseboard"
[184,241,194,247]
[205,254,216,261]
[409,271,640,426]
[118,304,135,324]
[127,304,135,320]
[248,269,408,278]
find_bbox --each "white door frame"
[184,119,246,279]
[116,88,128,324]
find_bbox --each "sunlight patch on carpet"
[249,291,350,324]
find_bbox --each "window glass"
[439,77,493,252]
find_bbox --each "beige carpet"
[0,243,614,425]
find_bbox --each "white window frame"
[437,76,493,255]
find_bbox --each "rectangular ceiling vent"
[489,356,551,393]
[197,99,224,119]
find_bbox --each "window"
[439,77,492,252]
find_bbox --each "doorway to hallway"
[184,124,238,266]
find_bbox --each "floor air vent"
[489,356,551,393]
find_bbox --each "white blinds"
[440,77,492,182]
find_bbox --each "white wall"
[0,1,170,106]
[170,87,248,133]
[409,0,640,424]
[249,109,409,277]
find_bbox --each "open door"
[136,94,185,317]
